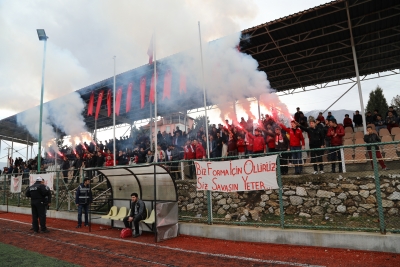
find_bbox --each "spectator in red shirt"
[264,125,276,152]
[317,112,325,123]
[279,121,305,175]
[343,114,353,131]
[193,139,206,159]
[327,119,345,173]
[236,135,246,158]
[245,128,266,156]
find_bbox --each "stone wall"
[176,175,400,221]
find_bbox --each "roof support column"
[346,1,367,134]
[233,100,237,124]
[26,134,29,161]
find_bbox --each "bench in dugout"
[100,206,156,232]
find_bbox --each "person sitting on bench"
[122,193,146,238]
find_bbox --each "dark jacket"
[25,181,51,204]
[129,199,146,219]
[364,133,381,151]
[75,183,92,205]
[299,125,325,148]
[353,114,363,126]
[275,133,290,151]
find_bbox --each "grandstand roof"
[1,0,399,143]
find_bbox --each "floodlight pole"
[37,31,48,172]
[346,2,367,134]
[153,31,158,162]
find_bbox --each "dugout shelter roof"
[0,0,399,142]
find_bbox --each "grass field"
[0,242,81,267]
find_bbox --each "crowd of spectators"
[2,105,398,180]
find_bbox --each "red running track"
[0,212,398,267]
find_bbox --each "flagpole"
[113,56,116,166]
[198,22,210,159]
[198,22,212,225]
[153,31,158,162]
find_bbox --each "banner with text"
[29,173,54,190]
[195,155,279,192]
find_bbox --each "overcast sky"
[0,0,399,162]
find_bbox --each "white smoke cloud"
[16,106,57,151]
[47,92,89,145]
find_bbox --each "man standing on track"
[25,177,51,233]
[75,178,93,228]
[123,193,147,238]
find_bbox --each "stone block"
[366,195,376,204]
[226,198,233,204]
[359,190,369,198]
[349,191,358,196]
[259,201,266,208]
[316,190,335,198]
[267,200,279,208]
[217,198,226,205]
[337,192,347,199]
[217,207,226,215]
[337,205,346,213]
[388,208,399,215]
[299,212,311,218]
[296,187,307,196]
[341,184,359,190]
[387,192,400,200]
[285,206,297,215]
[382,200,394,208]
[187,203,195,211]
[306,189,317,198]
[359,204,375,209]
[284,190,296,196]
[260,194,269,202]
[290,196,303,206]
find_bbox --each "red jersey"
[279,124,305,147]
[237,139,246,153]
[195,143,206,159]
[247,133,266,152]
[184,145,195,160]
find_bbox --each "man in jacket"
[123,193,147,238]
[245,128,266,156]
[184,140,195,179]
[279,121,305,175]
[327,119,345,173]
[298,119,325,174]
[353,110,363,128]
[274,127,290,175]
[193,139,206,159]
[75,178,93,228]
[72,154,83,183]
[61,156,70,183]
[25,177,51,233]
[364,126,388,170]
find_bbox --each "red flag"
[140,77,146,109]
[95,90,104,120]
[107,90,112,117]
[115,87,122,116]
[149,73,156,103]
[179,73,186,94]
[163,70,172,100]
[87,91,94,116]
[126,83,133,113]
[147,34,154,65]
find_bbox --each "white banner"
[29,173,54,190]
[10,175,22,193]
[195,155,279,192]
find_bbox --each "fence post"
[180,161,185,180]
[340,148,346,173]
[3,174,6,205]
[371,146,386,234]
[56,171,59,211]
[276,154,285,229]
[207,190,213,225]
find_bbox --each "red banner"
[163,70,172,100]
[126,83,133,113]
[95,90,104,120]
[140,77,146,109]
[115,87,122,116]
[107,90,112,117]
[179,73,186,94]
[87,91,94,116]
[149,73,156,104]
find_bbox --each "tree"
[390,95,400,111]
[193,115,210,132]
[365,86,389,115]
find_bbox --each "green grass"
[0,242,81,267]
